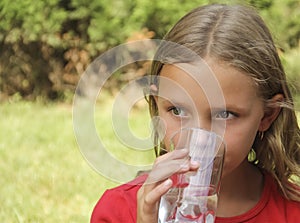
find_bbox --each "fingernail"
[190,160,199,166]
[180,163,189,170]
[180,148,189,154]
[164,178,172,187]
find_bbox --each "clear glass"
[158,128,225,223]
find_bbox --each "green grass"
[1,99,298,222]
[0,100,154,222]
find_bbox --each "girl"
[91,4,300,222]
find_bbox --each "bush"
[281,44,300,109]
[0,0,299,100]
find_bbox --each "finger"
[143,178,173,206]
[189,160,200,170]
[146,158,190,184]
[150,149,190,179]
[155,148,189,163]
[137,179,172,223]
[142,161,200,205]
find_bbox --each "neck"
[217,160,264,217]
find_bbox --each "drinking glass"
[158,128,225,223]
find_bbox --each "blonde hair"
[147,4,300,201]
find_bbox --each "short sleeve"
[90,189,134,223]
[285,199,300,222]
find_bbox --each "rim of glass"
[160,127,226,154]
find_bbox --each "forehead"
[158,61,259,107]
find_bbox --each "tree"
[0,0,299,100]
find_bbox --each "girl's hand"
[137,149,199,223]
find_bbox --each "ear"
[150,84,158,92]
[150,84,159,103]
[258,94,284,132]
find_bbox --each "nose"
[184,113,226,136]
[183,114,212,131]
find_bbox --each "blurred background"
[0,0,299,222]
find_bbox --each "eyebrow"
[159,97,193,106]
[159,97,184,107]
[211,104,248,114]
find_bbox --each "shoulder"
[264,173,300,221]
[90,174,147,223]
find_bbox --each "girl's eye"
[215,111,236,120]
[168,106,187,117]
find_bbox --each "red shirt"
[91,173,300,223]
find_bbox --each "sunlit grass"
[0,98,156,222]
[0,101,121,222]
[1,98,298,222]
[94,97,155,165]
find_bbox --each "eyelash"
[167,106,187,117]
[167,106,238,120]
[214,110,238,120]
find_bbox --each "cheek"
[162,135,172,151]
[222,125,258,174]
[162,125,182,151]
[157,111,181,151]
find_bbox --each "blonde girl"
[91,4,300,223]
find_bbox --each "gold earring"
[248,148,257,163]
[258,131,264,140]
